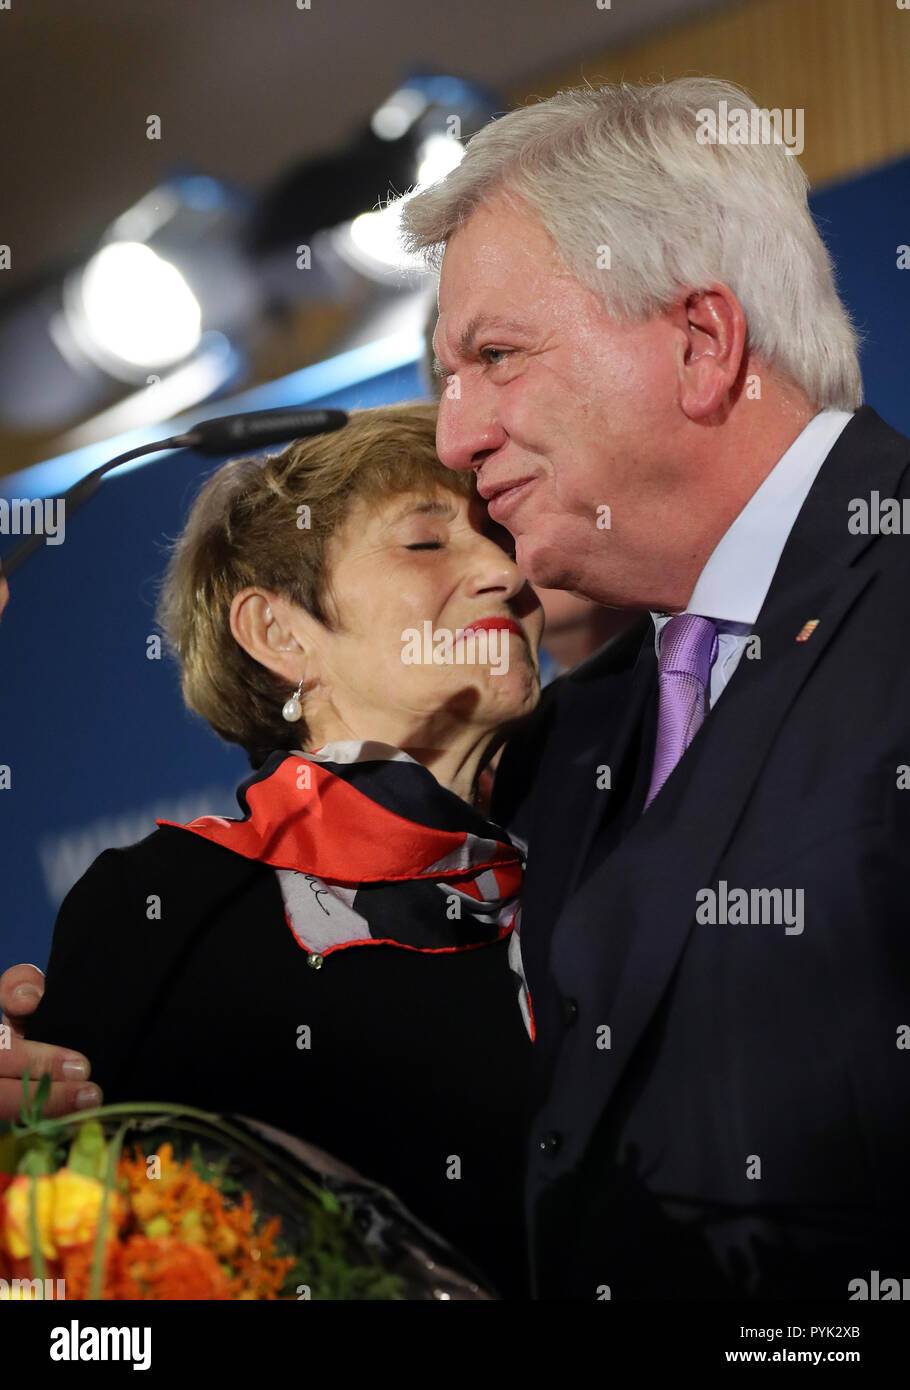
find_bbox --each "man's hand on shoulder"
[0,963,102,1119]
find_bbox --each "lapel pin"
[795,619,820,643]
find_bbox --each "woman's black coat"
[30,823,537,1298]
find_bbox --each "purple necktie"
[643,613,719,811]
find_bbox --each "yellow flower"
[51,1170,123,1250]
[1,1175,57,1260]
[0,1167,128,1264]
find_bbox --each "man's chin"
[516,534,575,593]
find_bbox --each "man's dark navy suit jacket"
[491,405,910,1299]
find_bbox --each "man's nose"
[436,386,507,472]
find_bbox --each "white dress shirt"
[651,409,854,707]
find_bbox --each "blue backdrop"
[1,152,908,971]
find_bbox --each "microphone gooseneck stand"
[1,405,349,577]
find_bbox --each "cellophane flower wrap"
[0,1074,493,1301]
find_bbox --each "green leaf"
[32,1071,51,1121]
[17,1142,55,1176]
[27,1175,47,1284]
[88,1121,128,1302]
[67,1121,108,1180]
[18,1066,31,1126]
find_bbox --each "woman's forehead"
[357,482,473,524]
[333,485,495,547]
[376,492,461,527]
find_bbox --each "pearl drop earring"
[282,677,304,722]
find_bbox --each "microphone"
[180,406,348,455]
[0,404,349,576]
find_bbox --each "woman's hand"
[0,964,102,1118]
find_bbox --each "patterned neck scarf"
[158,740,534,1039]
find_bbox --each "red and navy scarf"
[158,741,535,1040]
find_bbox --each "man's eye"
[405,542,444,551]
[480,346,510,366]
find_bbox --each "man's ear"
[229,589,305,682]
[672,283,747,422]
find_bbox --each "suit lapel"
[547,406,910,1142]
[517,619,651,1007]
[561,625,655,896]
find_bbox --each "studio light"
[0,73,497,441]
[0,174,255,431]
[66,241,203,374]
[340,130,465,279]
[330,74,490,284]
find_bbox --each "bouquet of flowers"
[0,1073,493,1301]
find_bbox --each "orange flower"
[62,1235,232,1301]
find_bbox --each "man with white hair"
[403,77,910,1298]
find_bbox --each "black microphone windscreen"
[187,407,348,455]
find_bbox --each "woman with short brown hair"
[30,401,543,1297]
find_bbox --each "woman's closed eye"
[405,541,444,551]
